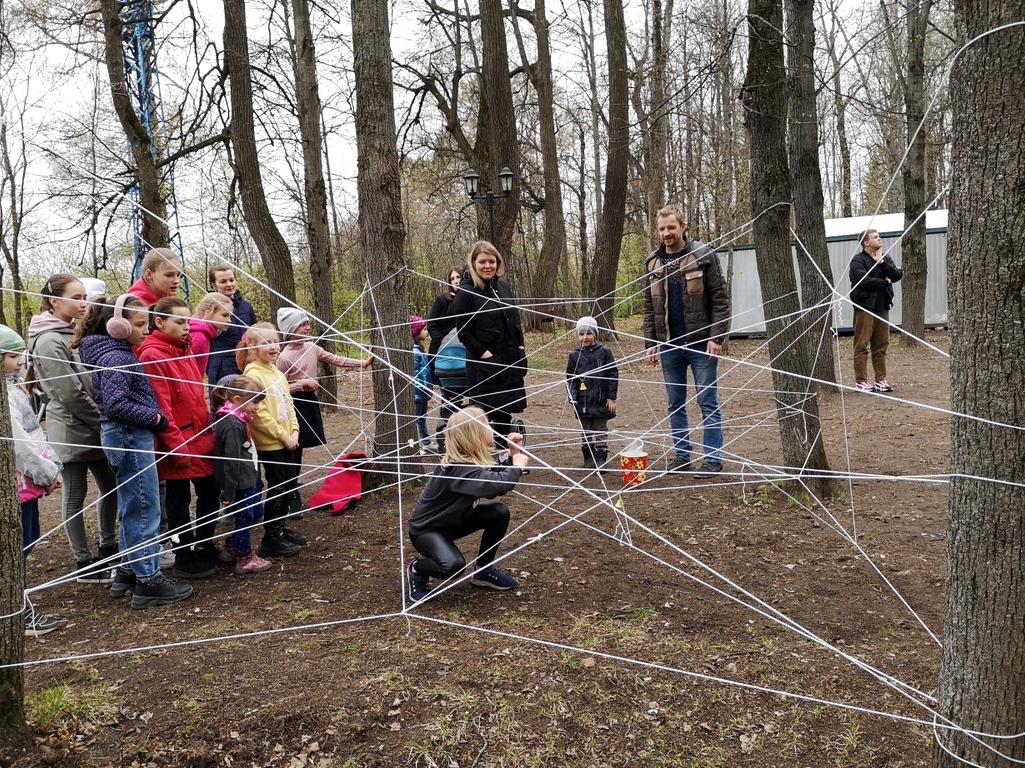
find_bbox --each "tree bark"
[742,0,833,499]
[351,0,417,460]
[827,28,853,218]
[223,0,296,315]
[899,0,932,345]
[290,0,337,399]
[0,378,26,744]
[98,0,168,250]
[478,0,521,280]
[646,0,673,249]
[786,0,838,386]
[512,0,566,329]
[932,5,1025,765]
[587,0,629,333]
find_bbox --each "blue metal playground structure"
[119,0,188,296]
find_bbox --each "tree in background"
[742,0,833,499]
[352,0,416,459]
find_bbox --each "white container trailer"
[719,210,948,336]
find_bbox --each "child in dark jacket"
[211,376,272,574]
[75,295,194,610]
[406,407,529,603]
[411,315,433,450]
[566,316,619,469]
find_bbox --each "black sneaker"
[258,529,301,558]
[24,609,59,637]
[110,568,136,598]
[667,456,693,473]
[172,551,217,580]
[470,566,518,591]
[131,574,194,610]
[693,463,723,479]
[407,560,431,603]
[75,557,114,585]
[281,527,308,546]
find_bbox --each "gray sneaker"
[24,609,59,637]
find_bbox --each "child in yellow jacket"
[235,322,305,558]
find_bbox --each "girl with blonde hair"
[406,407,529,602]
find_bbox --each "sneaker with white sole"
[407,560,432,602]
[855,381,874,393]
[470,566,518,591]
[873,380,894,392]
[24,609,59,637]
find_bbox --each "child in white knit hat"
[566,316,618,470]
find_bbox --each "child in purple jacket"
[75,295,194,610]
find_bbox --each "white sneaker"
[159,546,176,569]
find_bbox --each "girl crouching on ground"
[406,407,528,602]
[211,375,272,574]
[75,295,193,609]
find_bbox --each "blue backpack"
[434,328,466,388]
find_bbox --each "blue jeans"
[227,485,265,557]
[101,421,161,581]
[660,344,723,463]
[415,399,430,445]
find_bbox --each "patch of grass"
[28,682,118,729]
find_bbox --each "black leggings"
[165,475,220,549]
[410,502,510,579]
[258,448,301,527]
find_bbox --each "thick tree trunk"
[577,123,589,294]
[223,0,296,316]
[933,6,1025,765]
[899,0,932,346]
[587,0,629,333]
[742,0,833,499]
[0,379,26,744]
[99,0,168,250]
[351,0,416,460]
[645,0,672,249]
[785,0,837,386]
[478,0,521,281]
[290,0,337,399]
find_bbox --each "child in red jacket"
[139,297,221,579]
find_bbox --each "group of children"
[8,248,621,631]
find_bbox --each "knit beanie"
[575,315,598,337]
[80,277,107,302]
[0,324,26,354]
[277,307,310,337]
[409,315,427,340]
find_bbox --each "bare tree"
[742,0,833,498]
[786,0,838,385]
[98,0,169,250]
[587,0,629,331]
[223,0,296,314]
[290,0,337,397]
[933,4,1025,765]
[352,0,416,458]
[900,0,933,345]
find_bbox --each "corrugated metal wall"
[718,228,948,336]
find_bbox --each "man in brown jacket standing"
[642,204,731,477]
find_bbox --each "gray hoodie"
[27,312,103,463]
[409,462,524,537]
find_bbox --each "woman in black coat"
[450,241,527,449]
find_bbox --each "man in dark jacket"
[848,229,903,392]
[567,315,618,469]
[642,204,731,476]
[206,265,258,383]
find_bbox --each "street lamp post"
[462,167,515,245]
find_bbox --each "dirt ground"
[3,321,953,768]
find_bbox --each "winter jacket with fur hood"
[137,330,216,480]
[7,372,62,503]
